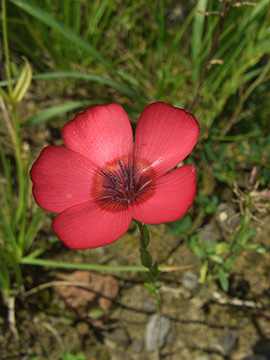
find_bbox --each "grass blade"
[32,72,146,106]
[191,0,209,82]
[9,0,116,75]
[0,72,146,106]
[22,100,96,126]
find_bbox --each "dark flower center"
[93,157,155,211]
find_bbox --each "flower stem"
[136,221,161,316]
[2,0,13,96]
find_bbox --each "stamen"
[117,158,128,179]
[102,184,118,190]
[130,163,135,188]
[96,158,154,210]
[117,158,130,191]
[101,169,119,185]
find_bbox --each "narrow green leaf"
[208,254,223,264]
[140,248,152,268]
[9,0,116,75]
[32,72,145,106]
[0,261,10,291]
[215,242,229,255]
[218,268,229,292]
[0,72,146,106]
[12,56,32,103]
[23,207,44,251]
[198,261,208,283]
[22,101,93,126]
[224,256,238,271]
[20,257,169,273]
[191,0,209,82]
[0,87,12,104]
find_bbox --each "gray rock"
[182,271,198,291]
[221,331,238,354]
[145,314,170,352]
[97,247,108,255]
[105,327,130,349]
[132,339,144,353]
[200,223,221,243]
[218,203,241,233]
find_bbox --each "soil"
[1,218,270,360]
[1,105,270,360]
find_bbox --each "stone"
[53,270,119,312]
[218,203,241,234]
[182,271,198,291]
[145,314,170,352]
[105,327,131,350]
[221,331,238,354]
[132,339,144,353]
[200,223,221,243]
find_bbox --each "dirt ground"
[1,217,270,360]
[1,104,270,360]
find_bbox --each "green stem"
[136,221,161,317]
[2,0,25,269]
[14,109,25,226]
[2,0,13,96]
[2,1,25,229]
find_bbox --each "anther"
[130,163,135,188]
[117,158,130,191]
[101,169,119,185]
[102,184,118,190]
[117,159,128,179]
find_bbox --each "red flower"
[30,102,199,249]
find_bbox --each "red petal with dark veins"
[52,201,132,249]
[62,103,133,166]
[30,146,97,213]
[129,165,197,224]
[134,102,199,176]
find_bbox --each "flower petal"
[52,201,132,249]
[62,103,133,166]
[134,102,199,176]
[129,165,196,224]
[30,146,96,213]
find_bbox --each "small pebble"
[200,223,221,243]
[221,331,238,354]
[106,327,130,349]
[97,247,108,255]
[132,339,144,353]
[145,314,170,352]
[218,203,241,233]
[182,271,198,291]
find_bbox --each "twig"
[22,269,189,298]
[23,280,103,297]
[232,2,256,8]
[42,322,65,349]
[212,291,263,309]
